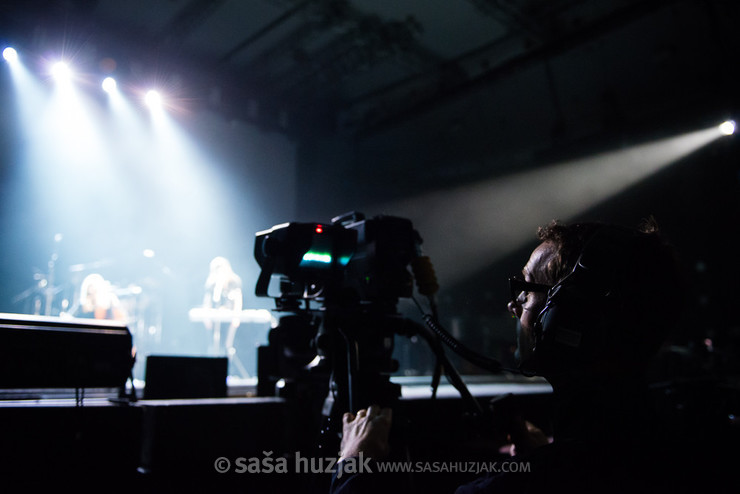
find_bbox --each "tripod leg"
[225,323,238,350]
[225,324,249,378]
[210,323,222,355]
[228,348,250,379]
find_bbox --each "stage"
[0,375,554,493]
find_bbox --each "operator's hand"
[339,405,392,460]
[507,416,550,457]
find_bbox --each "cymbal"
[68,259,113,272]
[113,285,143,296]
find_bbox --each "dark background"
[0,0,738,381]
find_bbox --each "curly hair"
[536,220,604,285]
[536,215,669,285]
[535,217,684,362]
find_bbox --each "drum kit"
[11,250,164,352]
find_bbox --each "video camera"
[253,211,502,454]
[254,211,421,309]
[254,212,430,452]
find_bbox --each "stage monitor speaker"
[143,355,228,400]
[0,313,134,389]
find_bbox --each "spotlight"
[102,77,117,93]
[51,62,72,82]
[3,47,18,63]
[719,120,736,136]
[145,90,162,109]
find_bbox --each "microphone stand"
[44,234,63,316]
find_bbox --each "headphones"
[526,225,642,375]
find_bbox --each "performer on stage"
[202,256,243,358]
[75,273,128,322]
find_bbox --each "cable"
[412,296,508,374]
[414,321,484,417]
[411,253,520,375]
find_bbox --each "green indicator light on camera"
[302,252,332,264]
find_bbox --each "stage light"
[102,77,117,93]
[719,120,736,136]
[145,90,162,109]
[51,61,72,82]
[3,47,18,63]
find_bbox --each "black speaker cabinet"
[0,313,133,389]
[143,355,228,399]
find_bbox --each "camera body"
[254,212,420,309]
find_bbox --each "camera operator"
[331,218,727,493]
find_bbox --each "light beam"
[719,120,736,136]
[3,47,18,63]
[378,125,726,287]
[50,61,72,83]
[102,77,117,93]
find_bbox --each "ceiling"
[1,0,736,141]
